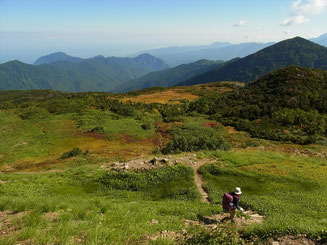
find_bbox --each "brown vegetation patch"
[226,126,241,134]
[275,146,327,159]
[82,131,107,139]
[3,159,61,173]
[204,122,219,128]
[121,90,199,104]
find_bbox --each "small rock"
[162,158,169,163]
[272,242,280,245]
[150,157,158,165]
[150,219,159,224]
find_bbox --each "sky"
[0,0,327,63]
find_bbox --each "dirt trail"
[177,154,265,225]
[166,153,214,203]
[105,153,264,224]
[192,160,210,203]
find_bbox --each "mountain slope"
[179,37,327,86]
[310,33,327,47]
[0,54,168,92]
[115,59,224,92]
[132,42,272,66]
[236,66,327,113]
[133,53,169,70]
[0,61,55,90]
[33,52,84,65]
[189,65,327,144]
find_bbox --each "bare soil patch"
[0,210,28,237]
[262,235,316,245]
[184,210,264,229]
[43,212,60,222]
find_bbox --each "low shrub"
[19,107,49,120]
[141,122,152,130]
[162,124,230,154]
[61,147,82,159]
[98,164,200,200]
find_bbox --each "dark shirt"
[229,192,241,210]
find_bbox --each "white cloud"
[284,29,291,35]
[282,0,327,26]
[283,15,309,26]
[233,20,246,27]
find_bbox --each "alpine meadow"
[1,0,327,244]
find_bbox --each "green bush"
[19,107,49,120]
[98,164,200,200]
[60,147,83,159]
[162,124,230,154]
[141,122,152,130]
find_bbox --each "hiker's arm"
[233,197,241,210]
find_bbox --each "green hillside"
[0,54,168,92]
[0,67,327,244]
[179,37,327,86]
[189,66,327,144]
[116,59,223,92]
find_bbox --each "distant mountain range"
[131,33,327,67]
[132,42,273,67]
[177,37,327,86]
[115,59,224,92]
[33,52,84,65]
[0,54,168,91]
[1,35,327,93]
[310,33,327,47]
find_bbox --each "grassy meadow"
[198,150,327,239]
[0,87,327,244]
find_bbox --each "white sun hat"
[234,187,242,194]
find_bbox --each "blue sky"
[1,0,327,63]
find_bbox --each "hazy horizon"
[1,0,327,63]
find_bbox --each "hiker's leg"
[230,209,236,219]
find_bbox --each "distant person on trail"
[222,187,244,220]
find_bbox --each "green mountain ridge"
[115,59,224,92]
[178,37,327,86]
[0,54,168,92]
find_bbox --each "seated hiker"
[222,187,244,220]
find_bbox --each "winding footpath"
[192,160,210,203]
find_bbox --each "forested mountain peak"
[33,52,84,65]
[177,37,327,86]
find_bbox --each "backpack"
[222,193,233,210]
